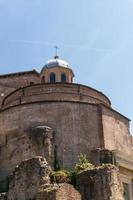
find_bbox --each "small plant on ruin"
[50,154,95,186]
[74,154,94,173]
[50,169,70,183]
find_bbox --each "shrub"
[75,154,94,173]
[50,154,95,186]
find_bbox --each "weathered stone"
[0,125,54,189]
[76,165,123,200]
[0,70,39,106]
[0,59,133,199]
[27,125,55,165]
[36,183,81,200]
[7,157,81,200]
[7,157,51,200]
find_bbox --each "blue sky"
[0,0,133,132]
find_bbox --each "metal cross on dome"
[54,46,59,59]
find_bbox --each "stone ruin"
[27,125,55,166]
[0,125,55,192]
[7,157,50,200]
[6,157,81,200]
[77,165,123,200]
[0,156,124,200]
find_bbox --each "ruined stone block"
[76,165,123,200]
[36,183,81,200]
[7,157,51,200]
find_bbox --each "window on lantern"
[50,73,56,83]
[61,73,66,82]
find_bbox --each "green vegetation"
[50,154,95,186]
[50,169,70,183]
[49,154,114,190]
[74,154,94,173]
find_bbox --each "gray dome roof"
[45,56,70,68]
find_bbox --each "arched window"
[50,73,56,83]
[61,73,66,82]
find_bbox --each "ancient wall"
[102,106,133,157]
[0,125,55,188]
[76,165,123,200]
[0,85,15,108]
[0,71,40,107]
[0,71,40,88]
[7,157,81,200]
[0,102,101,181]
[36,184,81,200]
[1,83,111,109]
[1,157,124,200]
[7,157,51,200]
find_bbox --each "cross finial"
[54,46,59,59]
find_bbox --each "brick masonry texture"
[7,157,81,200]
[2,157,124,200]
[0,67,133,199]
[36,184,81,200]
[8,157,50,200]
[0,102,101,180]
[76,165,123,200]
[0,99,132,185]
[1,83,111,109]
[0,71,40,106]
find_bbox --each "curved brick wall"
[1,83,111,109]
[0,84,132,185]
[0,102,102,180]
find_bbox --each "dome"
[40,55,74,83]
[45,56,70,68]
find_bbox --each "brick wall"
[0,102,101,181]
[0,71,40,107]
[0,71,40,88]
[2,83,111,109]
[102,106,133,158]
[76,165,123,200]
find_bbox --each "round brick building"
[0,56,133,197]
